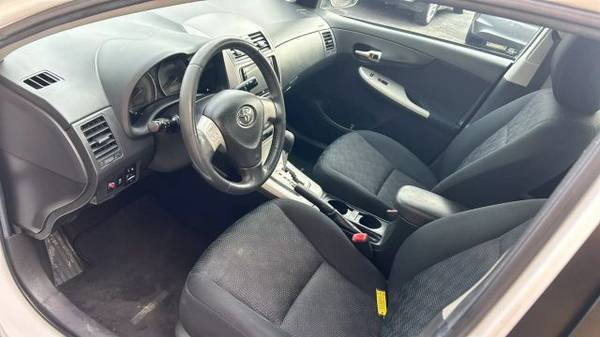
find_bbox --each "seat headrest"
[551,35,600,114]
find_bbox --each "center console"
[323,197,388,245]
[260,131,399,271]
[260,130,323,203]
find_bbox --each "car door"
[288,0,541,164]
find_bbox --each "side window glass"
[322,0,542,58]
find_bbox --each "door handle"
[354,49,383,63]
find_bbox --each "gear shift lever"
[282,130,295,169]
[281,130,303,185]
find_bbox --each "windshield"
[0,0,74,30]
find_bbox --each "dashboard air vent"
[232,31,272,61]
[80,116,121,166]
[23,71,62,89]
[321,30,335,52]
[248,31,271,51]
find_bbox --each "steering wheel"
[179,37,286,194]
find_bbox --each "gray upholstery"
[314,131,437,218]
[313,36,600,216]
[381,223,526,337]
[432,89,598,206]
[178,199,545,337]
[551,36,600,113]
[179,199,384,337]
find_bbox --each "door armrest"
[394,185,466,227]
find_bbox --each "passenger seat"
[313,35,600,218]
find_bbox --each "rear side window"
[322,0,542,58]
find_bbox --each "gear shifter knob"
[283,130,295,154]
[282,130,295,169]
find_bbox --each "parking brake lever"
[294,184,361,234]
[294,185,373,258]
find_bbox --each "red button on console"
[352,233,369,244]
[107,181,117,191]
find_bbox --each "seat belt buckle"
[352,233,373,259]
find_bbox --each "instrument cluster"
[128,55,187,117]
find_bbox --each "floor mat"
[61,196,206,337]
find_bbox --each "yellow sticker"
[376,289,387,318]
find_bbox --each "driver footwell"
[60,196,203,337]
[59,169,267,337]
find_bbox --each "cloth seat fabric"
[314,130,438,218]
[178,198,545,337]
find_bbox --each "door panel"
[290,11,513,163]
[331,14,512,82]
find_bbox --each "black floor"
[60,169,266,337]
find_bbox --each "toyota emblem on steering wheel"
[236,105,256,128]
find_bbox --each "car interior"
[0,0,599,337]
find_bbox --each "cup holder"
[327,199,383,230]
[358,214,382,229]
[328,200,350,215]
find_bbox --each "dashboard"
[0,0,336,238]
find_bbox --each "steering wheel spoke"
[260,96,278,125]
[196,115,226,154]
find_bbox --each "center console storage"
[325,196,389,246]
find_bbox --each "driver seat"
[177,198,544,337]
